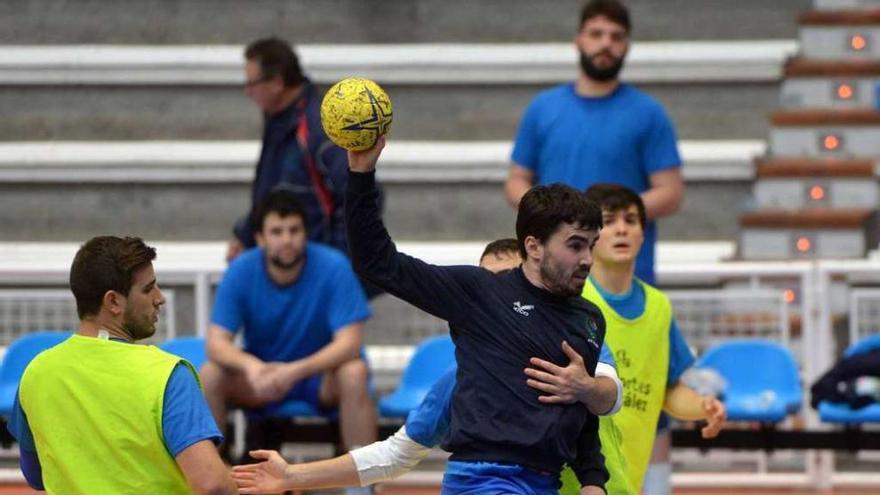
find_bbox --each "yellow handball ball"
[321,77,393,151]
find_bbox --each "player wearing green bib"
[20,337,197,494]
[549,185,726,495]
[10,236,236,495]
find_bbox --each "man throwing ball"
[343,136,617,494]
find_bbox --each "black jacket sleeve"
[571,415,609,492]
[811,349,880,408]
[345,170,482,326]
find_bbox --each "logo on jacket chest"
[512,301,535,316]
[586,317,600,348]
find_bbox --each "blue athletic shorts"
[441,461,559,495]
[248,373,327,419]
[284,373,325,408]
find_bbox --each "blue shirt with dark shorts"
[211,243,371,406]
[511,83,681,284]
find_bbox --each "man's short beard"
[123,307,156,341]
[269,254,302,271]
[579,50,625,82]
[539,257,582,298]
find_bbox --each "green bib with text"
[583,278,671,493]
[19,335,195,494]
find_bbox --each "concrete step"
[799,10,880,59]
[0,43,797,86]
[816,0,880,8]
[0,178,750,244]
[0,140,760,243]
[0,42,793,141]
[0,140,764,182]
[740,208,878,259]
[0,81,778,141]
[753,158,878,209]
[770,108,880,155]
[781,58,880,108]
[0,0,808,44]
[753,177,878,209]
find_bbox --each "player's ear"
[102,290,125,316]
[524,236,543,261]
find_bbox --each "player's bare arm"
[232,426,433,492]
[504,163,536,208]
[640,168,684,220]
[205,325,265,375]
[176,440,238,495]
[233,449,362,493]
[663,382,727,439]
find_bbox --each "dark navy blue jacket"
[345,171,608,486]
[235,80,349,251]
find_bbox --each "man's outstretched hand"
[231,449,290,494]
[701,397,726,439]
[347,136,386,173]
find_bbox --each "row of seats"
[698,337,880,424]
[1,332,877,426]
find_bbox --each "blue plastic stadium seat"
[696,339,802,422]
[843,334,880,359]
[379,334,456,418]
[159,336,207,370]
[0,331,72,416]
[819,402,880,423]
[819,333,880,424]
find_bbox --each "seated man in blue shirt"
[232,239,623,494]
[201,189,375,457]
[8,236,234,494]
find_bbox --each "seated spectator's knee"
[336,358,369,389]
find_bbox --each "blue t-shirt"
[9,356,222,489]
[405,346,617,449]
[591,278,695,384]
[405,365,457,448]
[511,83,681,284]
[211,243,371,362]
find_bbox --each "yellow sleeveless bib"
[19,335,195,494]
[583,278,672,493]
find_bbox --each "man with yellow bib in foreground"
[8,236,236,495]
[547,184,726,494]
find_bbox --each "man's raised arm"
[345,137,483,325]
